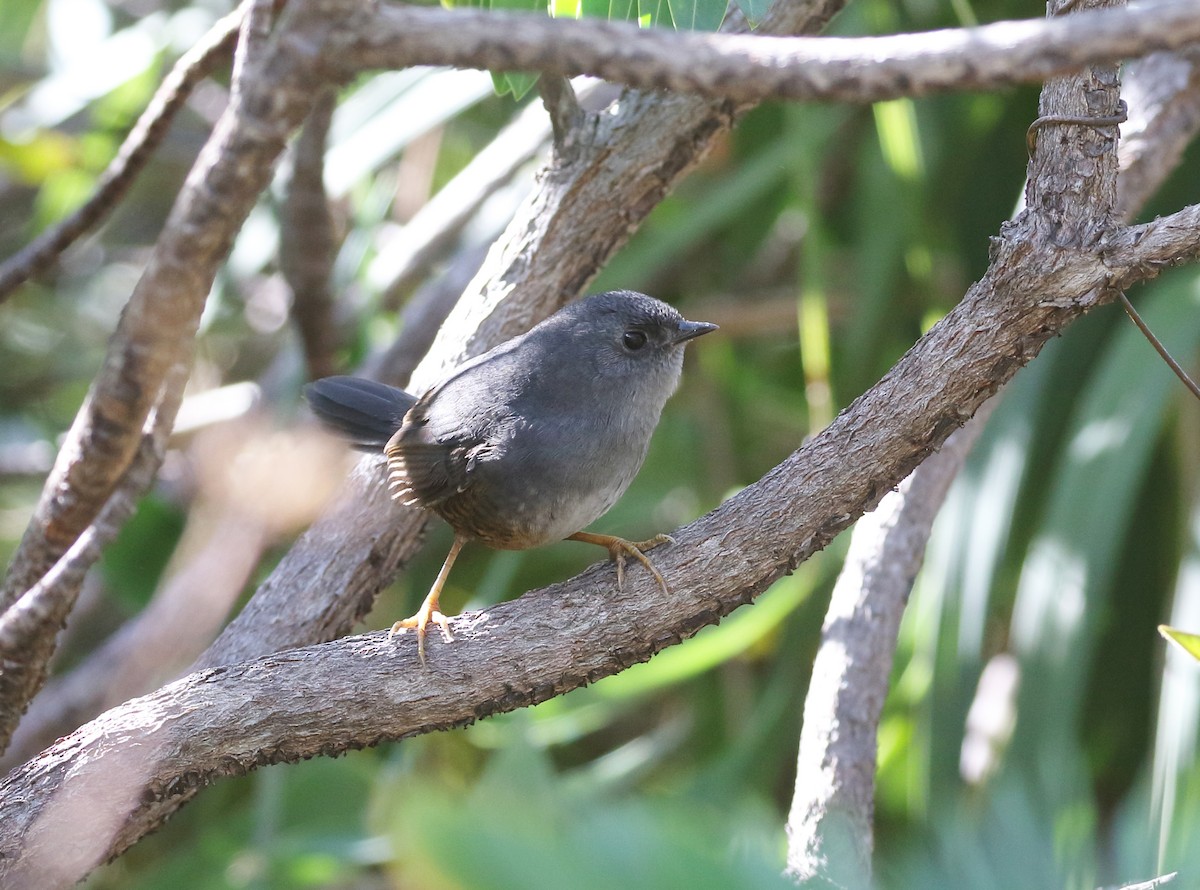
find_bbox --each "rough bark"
[784,408,995,886]
[322,3,1200,106]
[4,0,1200,882]
[3,200,1200,884]
[783,1,1200,881]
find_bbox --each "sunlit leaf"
[0,129,78,183]
[1158,625,1200,662]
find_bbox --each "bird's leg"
[567,531,674,595]
[390,534,466,665]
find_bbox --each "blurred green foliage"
[2,0,1200,886]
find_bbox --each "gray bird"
[305,290,717,662]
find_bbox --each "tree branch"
[191,0,853,672]
[0,361,189,754]
[2,214,1195,882]
[0,417,346,768]
[323,2,1200,105]
[0,0,328,618]
[8,0,1200,876]
[1118,48,1200,218]
[0,5,243,303]
[784,407,995,886]
[370,84,567,309]
[538,75,584,150]
[782,1,1200,879]
[281,88,341,381]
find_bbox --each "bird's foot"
[389,535,465,666]
[568,530,674,595]
[609,534,674,594]
[389,601,453,666]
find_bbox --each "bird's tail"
[304,376,417,450]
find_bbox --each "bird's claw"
[609,534,674,595]
[390,604,453,666]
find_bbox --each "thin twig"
[538,75,584,150]
[0,6,243,302]
[1118,291,1200,401]
[1026,101,1127,156]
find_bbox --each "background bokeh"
[2,0,1199,885]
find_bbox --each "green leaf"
[492,70,541,100]
[665,0,726,30]
[441,0,543,97]
[0,0,42,61]
[637,0,670,28]
[1159,625,1200,662]
[1007,270,1200,763]
[732,0,770,27]
[580,0,639,21]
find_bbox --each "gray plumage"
[306,290,716,550]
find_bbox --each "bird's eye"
[622,330,648,351]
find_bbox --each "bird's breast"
[434,409,652,550]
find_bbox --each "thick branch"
[3,216,1192,882]
[325,2,1200,105]
[190,0,850,670]
[784,408,994,886]
[0,0,330,611]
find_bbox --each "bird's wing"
[383,394,490,507]
[384,332,531,506]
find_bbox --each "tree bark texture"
[3,0,1200,884]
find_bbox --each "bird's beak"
[671,320,719,344]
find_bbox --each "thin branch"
[0,361,187,754]
[538,75,584,150]
[2,208,1195,881]
[0,511,268,770]
[324,2,1200,106]
[373,90,558,309]
[1104,202,1200,277]
[0,6,243,303]
[1111,873,1177,890]
[1118,48,1200,218]
[0,0,329,613]
[281,89,341,381]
